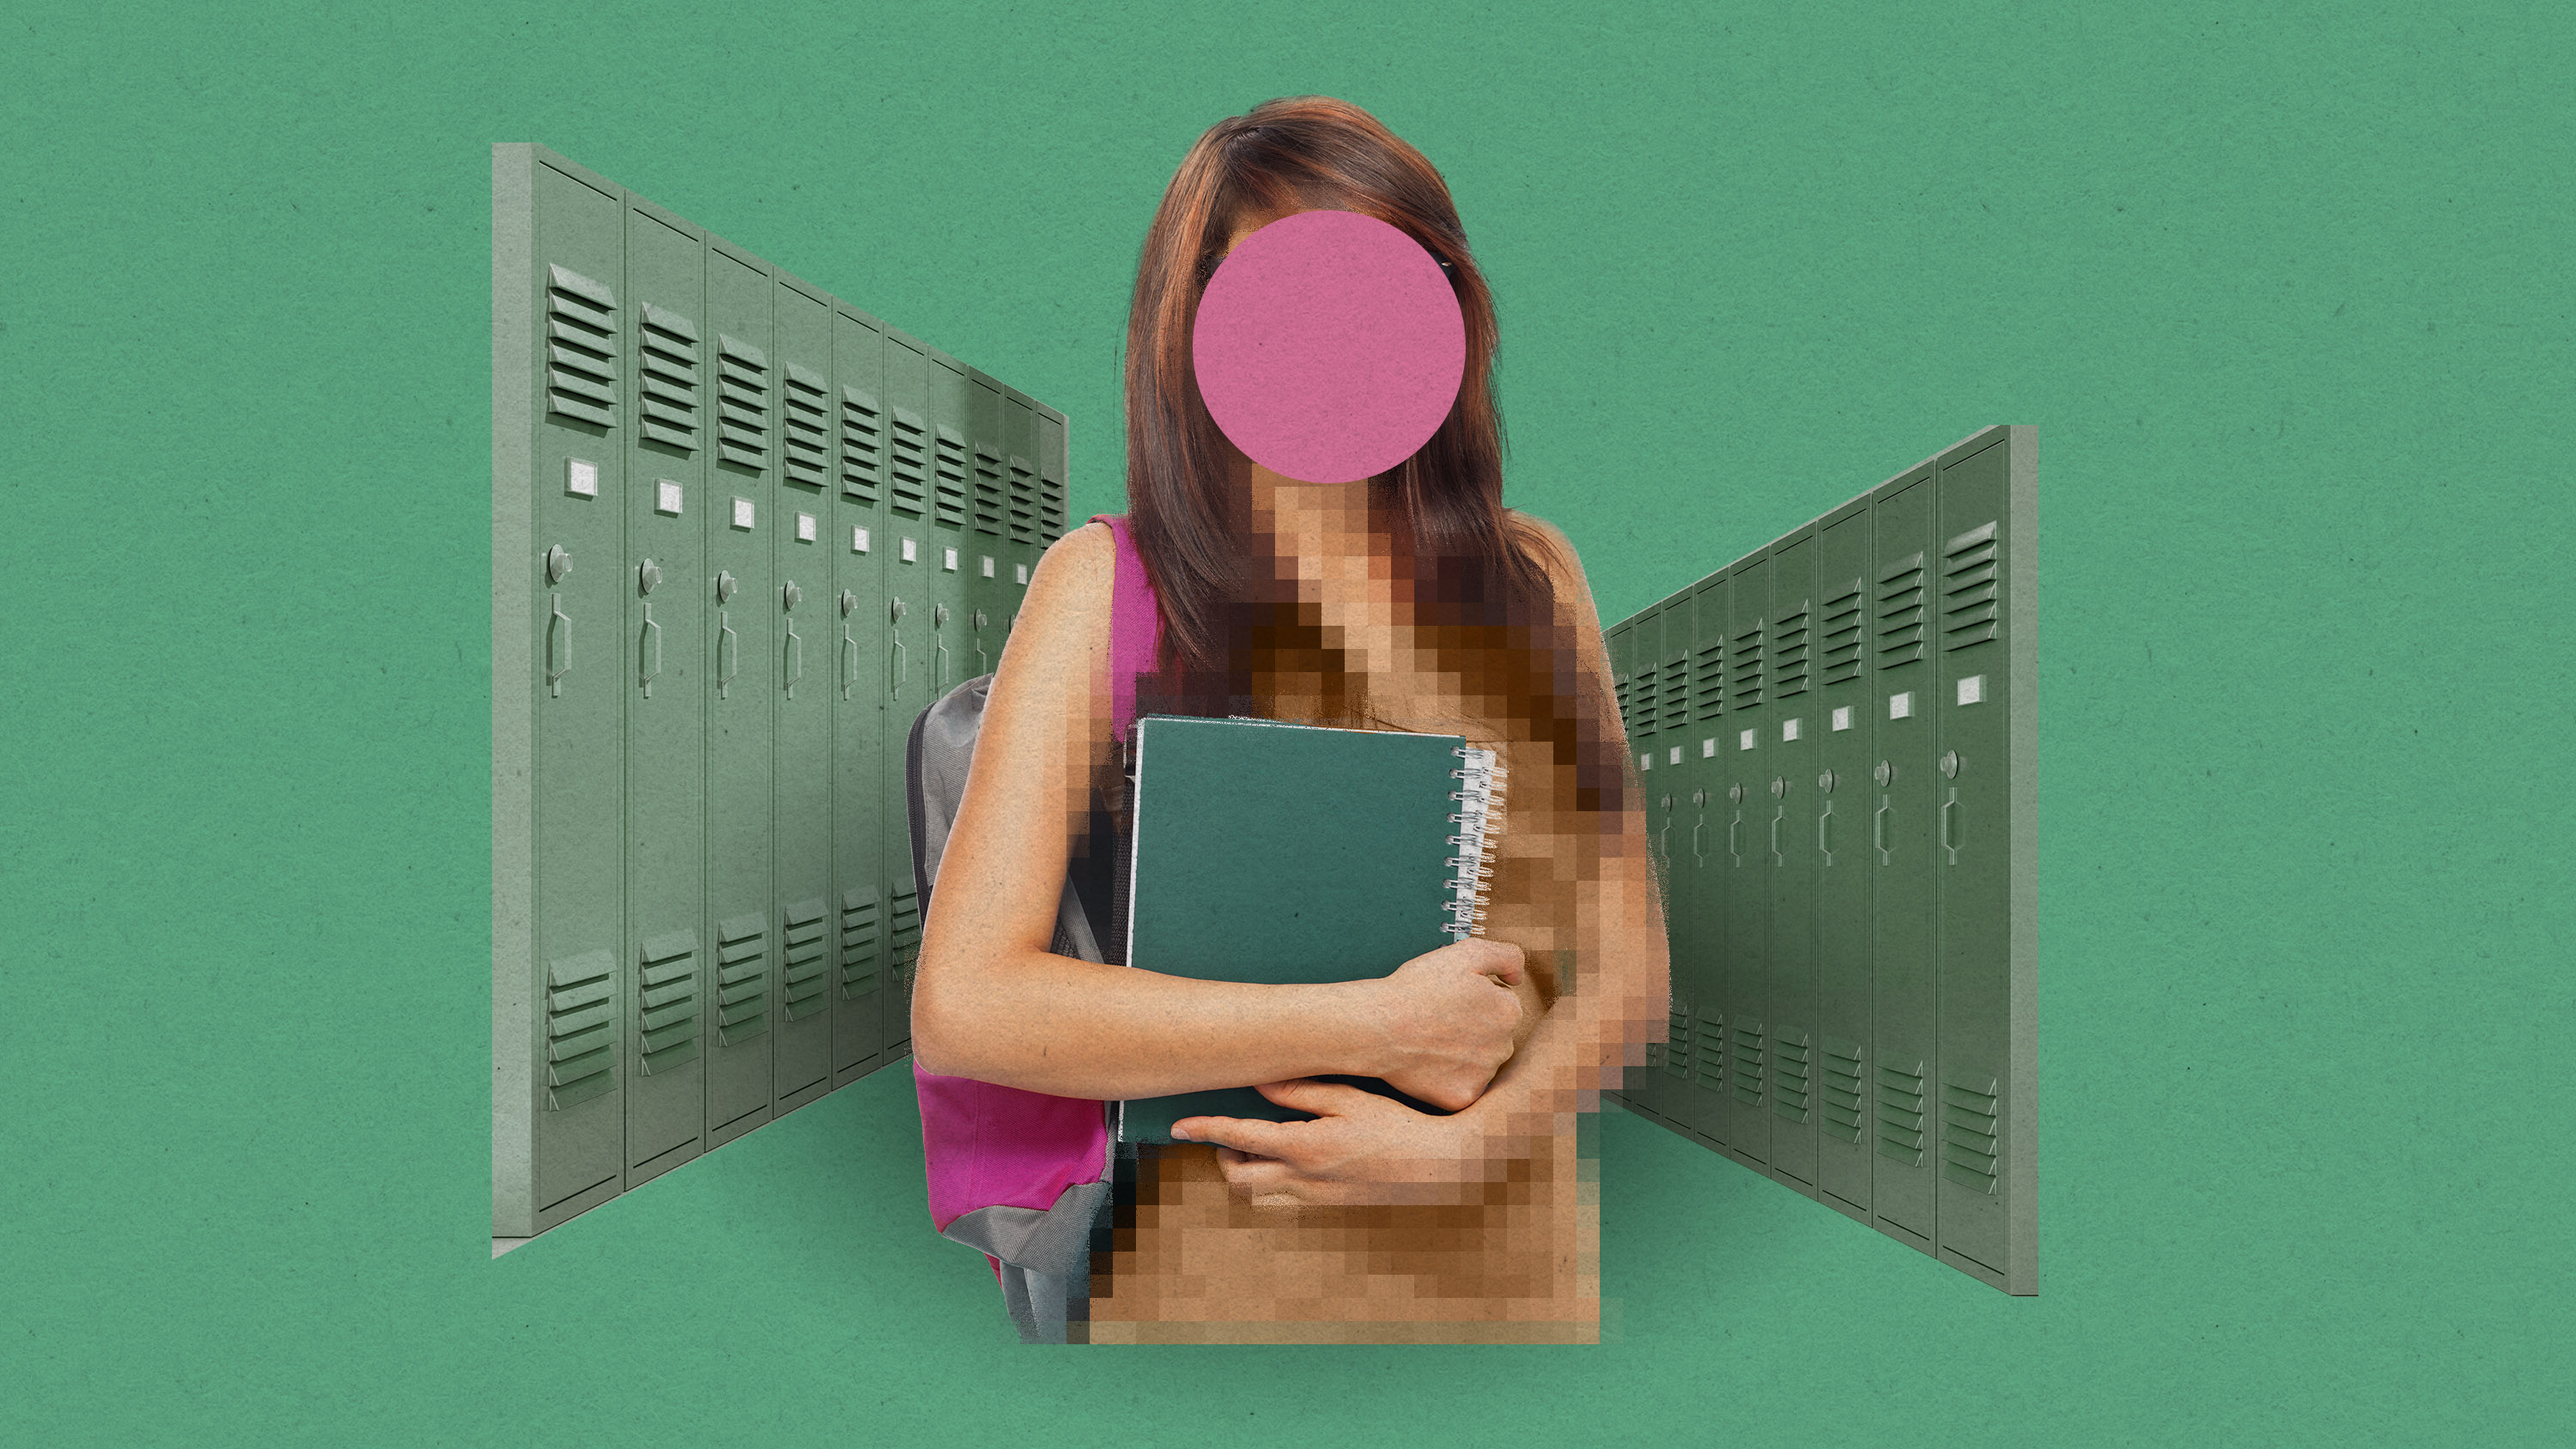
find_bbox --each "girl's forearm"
[910,947,1389,1100]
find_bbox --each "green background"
[3,2,2565,1443]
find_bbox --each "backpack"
[906,512,1160,1343]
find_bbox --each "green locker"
[1035,408,1068,545]
[1003,387,1040,637]
[1639,598,1694,1119]
[1606,620,1646,1099]
[1866,472,1939,1249]
[702,239,781,1149]
[1684,576,1730,1125]
[829,306,889,1088]
[767,270,838,1117]
[1601,425,2035,1295]
[492,141,1081,1244]
[1718,554,1774,1168]
[1926,433,2032,1290]
[622,194,713,1191]
[1760,531,1821,1198]
[966,372,1008,683]
[495,151,630,1238]
[1810,506,1875,1221]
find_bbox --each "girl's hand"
[1169,1078,1516,1208]
[1364,937,1529,1111]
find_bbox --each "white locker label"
[656,480,683,515]
[566,458,598,498]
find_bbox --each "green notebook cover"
[1116,714,1500,1144]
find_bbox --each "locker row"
[1607,425,2036,1294]
[494,144,1069,1240]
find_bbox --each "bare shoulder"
[1012,518,1116,643]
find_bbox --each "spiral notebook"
[1112,713,1505,1145]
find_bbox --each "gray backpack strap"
[908,671,1109,967]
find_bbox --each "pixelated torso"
[1080,560,1604,1343]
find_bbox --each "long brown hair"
[1121,96,1627,821]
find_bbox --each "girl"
[911,95,1668,1343]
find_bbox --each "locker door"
[879,333,933,1060]
[1683,578,1730,1134]
[1035,408,1069,545]
[829,306,889,1085]
[1716,558,1772,1167]
[1928,433,2031,1291]
[768,276,837,1113]
[501,154,630,1235]
[1865,476,1939,1250]
[621,197,712,1188]
[1650,584,1706,1138]
[702,243,780,1147]
[1811,507,1876,1221]
[1003,388,1039,639]
[1762,533,1821,1197]
[966,373,1007,683]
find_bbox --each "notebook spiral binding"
[1443,746,1506,941]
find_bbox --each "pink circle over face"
[1192,209,1467,486]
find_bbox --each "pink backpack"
[906,513,1159,1342]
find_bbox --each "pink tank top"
[913,515,1160,1240]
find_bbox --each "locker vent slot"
[840,386,884,504]
[1941,1073,2000,1194]
[1006,454,1036,545]
[1038,462,1066,542]
[543,264,618,431]
[1693,1014,1726,1090]
[889,883,922,976]
[1661,654,1687,735]
[1941,519,2000,652]
[1820,1034,1865,1143]
[1692,636,1725,720]
[1613,669,1633,738]
[888,407,928,518]
[932,425,969,531]
[714,912,769,1045]
[1661,1003,1692,1080]
[781,363,829,489]
[714,333,769,474]
[971,441,1005,537]
[636,929,701,1075]
[1728,1019,1766,1106]
[781,897,829,1022]
[1628,662,1657,738]
[1819,579,1865,687]
[839,888,881,996]
[637,302,702,452]
[1771,601,1809,700]
[1874,1058,1927,1166]
[543,947,617,1109]
[1770,1027,1812,1121]
[1730,621,1765,712]
[1877,550,1926,670]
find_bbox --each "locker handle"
[893,639,906,692]
[639,605,660,698]
[545,593,570,697]
[1728,812,1742,867]
[783,622,802,699]
[1941,787,1959,865]
[841,627,856,701]
[1692,815,1705,865]
[1816,803,1832,865]
[1770,808,1785,866]
[936,643,949,689]
[976,646,989,677]
[1875,797,1891,865]
[717,610,737,699]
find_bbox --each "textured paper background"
[2,2,2566,1443]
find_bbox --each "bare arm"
[908,523,1519,1102]
[1460,517,1669,1134]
